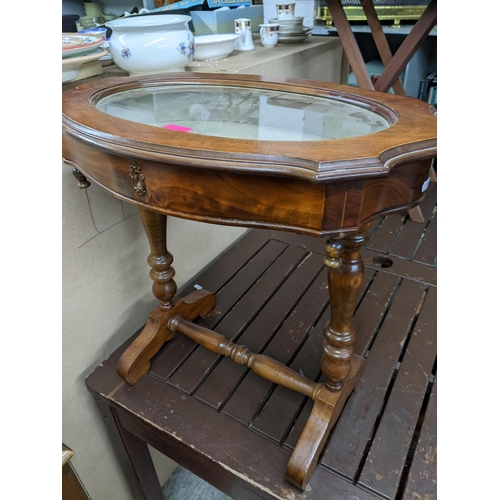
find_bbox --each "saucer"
[62,33,106,59]
[269,17,304,25]
[277,34,311,43]
[62,48,109,82]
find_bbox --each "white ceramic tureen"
[105,14,194,76]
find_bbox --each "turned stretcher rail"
[168,314,322,400]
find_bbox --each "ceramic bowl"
[193,34,242,61]
[62,48,109,82]
[62,33,106,58]
[105,14,194,76]
[78,27,108,36]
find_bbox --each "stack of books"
[418,70,437,107]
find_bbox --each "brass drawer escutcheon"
[130,161,146,196]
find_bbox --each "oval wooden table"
[62,72,436,490]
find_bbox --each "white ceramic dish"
[62,48,109,82]
[277,34,310,43]
[62,33,106,58]
[269,17,303,25]
[105,14,194,76]
[279,27,312,35]
[193,34,242,61]
[278,27,311,35]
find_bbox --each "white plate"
[194,34,242,61]
[62,33,106,59]
[278,34,310,43]
[269,17,304,25]
[62,48,109,82]
[278,27,311,34]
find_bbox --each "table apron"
[63,136,432,237]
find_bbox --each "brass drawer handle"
[130,161,146,196]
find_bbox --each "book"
[418,70,437,102]
[427,84,437,107]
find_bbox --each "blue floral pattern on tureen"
[121,47,132,59]
[177,39,195,59]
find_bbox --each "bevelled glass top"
[95,84,390,141]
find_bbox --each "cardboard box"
[150,2,263,34]
[190,6,263,34]
[151,0,252,10]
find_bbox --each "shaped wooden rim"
[62,73,437,182]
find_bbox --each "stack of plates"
[269,17,312,44]
[62,33,109,82]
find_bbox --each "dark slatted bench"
[86,182,437,500]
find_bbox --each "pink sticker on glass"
[162,124,193,132]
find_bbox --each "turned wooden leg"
[117,208,216,384]
[139,208,177,311]
[321,230,369,391]
[286,227,370,489]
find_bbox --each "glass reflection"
[96,85,390,141]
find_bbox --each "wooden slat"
[320,278,427,480]
[358,286,437,498]
[221,270,330,424]
[167,245,309,393]
[363,249,436,287]
[266,229,326,254]
[194,251,325,408]
[389,182,437,260]
[367,213,406,254]
[402,378,437,500]
[352,270,401,355]
[413,211,437,265]
[179,228,270,297]
[251,309,328,442]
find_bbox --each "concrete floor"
[163,467,232,500]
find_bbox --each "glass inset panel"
[96,84,390,141]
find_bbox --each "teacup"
[276,3,296,20]
[259,24,279,47]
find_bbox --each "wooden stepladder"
[325,0,438,222]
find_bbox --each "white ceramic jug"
[234,18,254,51]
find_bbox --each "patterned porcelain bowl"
[62,33,106,59]
[105,14,194,76]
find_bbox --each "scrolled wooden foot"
[117,289,216,384]
[285,354,364,490]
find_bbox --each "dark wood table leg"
[93,395,164,500]
[286,227,370,489]
[117,208,216,384]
